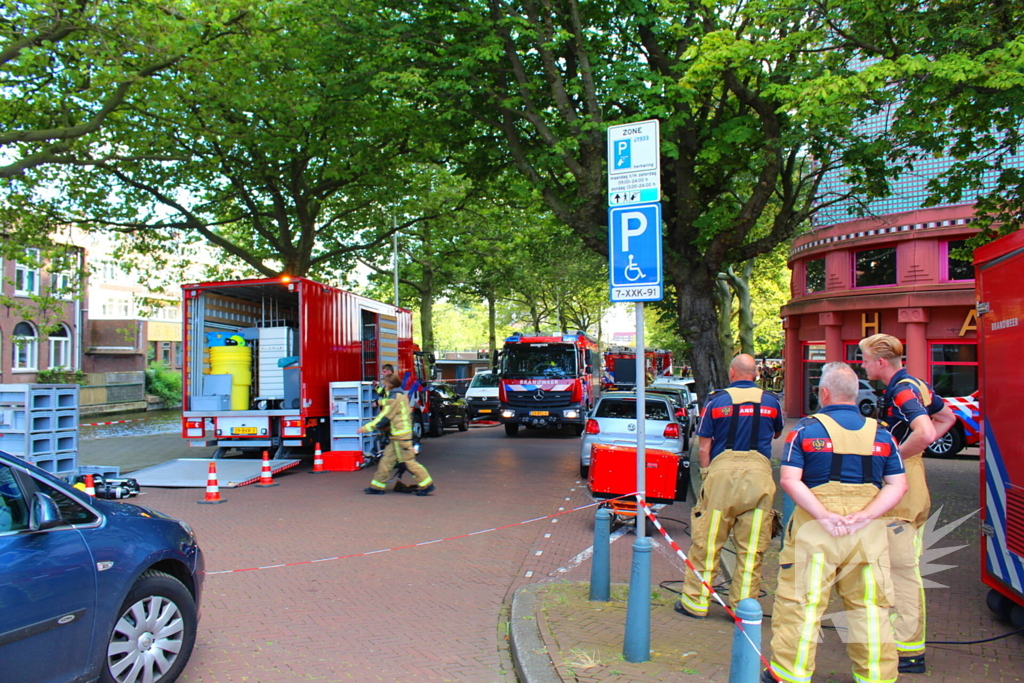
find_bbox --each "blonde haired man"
[858,334,955,674]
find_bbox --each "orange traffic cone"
[198,462,226,504]
[256,450,279,487]
[83,473,96,497]
[310,442,326,474]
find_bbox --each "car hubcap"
[931,433,952,454]
[107,595,184,683]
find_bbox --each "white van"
[465,371,500,418]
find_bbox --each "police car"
[925,391,980,457]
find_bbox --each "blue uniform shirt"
[880,368,945,444]
[696,380,784,460]
[782,404,904,488]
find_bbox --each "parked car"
[858,379,880,416]
[0,451,204,683]
[464,371,500,419]
[926,391,980,457]
[579,391,688,479]
[425,382,470,436]
[649,378,700,437]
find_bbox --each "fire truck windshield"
[501,344,577,379]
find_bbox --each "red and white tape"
[79,418,145,427]
[203,492,638,576]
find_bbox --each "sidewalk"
[510,454,1024,683]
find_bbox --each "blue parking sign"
[608,202,662,302]
[614,139,632,169]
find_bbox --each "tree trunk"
[675,270,729,403]
[724,262,755,356]
[529,303,542,335]
[419,267,435,359]
[714,277,734,371]
[486,291,497,363]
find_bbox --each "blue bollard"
[622,535,652,662]
[590,507,611,601]
[729,597,763,683]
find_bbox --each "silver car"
[648,379,700,437]
[579,391,688,479]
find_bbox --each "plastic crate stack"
[327,381,375,471]
[0,384,79,479]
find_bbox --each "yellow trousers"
[886,454,929,656]
[680,450,775,615]
[769,483,898,683]
[369,439,432,490]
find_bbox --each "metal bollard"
[622,535,652,662]
[590,506,611,601]
[729,597,763,683]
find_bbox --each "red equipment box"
[587,444,685,504]
[322,450,364,472]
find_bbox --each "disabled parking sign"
[608,203,663,302]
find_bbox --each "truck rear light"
[585,419,600,435]
[282,418,304,437]
[663,423,680,439]
[184,420,204,438]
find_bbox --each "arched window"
[48,324,71,370]
[13,322,38,371]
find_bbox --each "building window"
[101,297,132,317]
[50,271,74,300]
[805,257,825,293]
[48,324,72,369]
[854,247,897,288]
[13,322,38,371]
[175,342,183,368]
[802,343,826,415]
[161,341,172,365]
[14,249,40,296]
[944,240,974,282]
[929,342,978,397]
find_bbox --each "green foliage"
[36,368,88,386]
[145,363,182,404]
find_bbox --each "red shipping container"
[588,444,685,504]
[322,450,364,472]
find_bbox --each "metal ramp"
[130,458,300,488]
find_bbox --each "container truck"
[181,276,425,458]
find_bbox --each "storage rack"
[0,384,80,478]
[329,381,375,456]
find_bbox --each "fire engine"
[180,276,428,457]
[974,231,1024,623]
[602,346,673,390]
[496,331,599,436]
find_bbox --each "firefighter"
[765,362,907,683]
[358,373,435,496]
[858,334,955,674]
[676,354,784,618]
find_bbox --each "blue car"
[0,451,204,683]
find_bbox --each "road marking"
[556,527,629,573]
[525,571,534,578]
[544,533,551,538]
[535,550,543,556]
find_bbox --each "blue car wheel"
[103,570,198,683]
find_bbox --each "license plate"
[529,411,549,416]
[232,427,258,435]
[479,409,492,414]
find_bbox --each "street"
[78,420,1020,683]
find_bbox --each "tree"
[373,0,880,400]
[0,0,249,178]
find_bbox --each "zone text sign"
[608,202,663,302]
[607,119,660,207]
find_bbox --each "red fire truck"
[602,346,673,390]
[496,331,599,436]
[180,276,428,457]
[975,232,1024,622]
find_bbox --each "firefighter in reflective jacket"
[358,373,435,496]
[677,354,784,619]
[765,362,907,683]
[860,334,955,674]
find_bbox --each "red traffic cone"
[198,462,226,504]
[256,450,279,487]
[310,442,326,474]
[83,473,96,497]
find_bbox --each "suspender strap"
[748,403,761,451]
[813,413,880,486]
[723,387,765,453]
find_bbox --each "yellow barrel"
[210,346,253,410]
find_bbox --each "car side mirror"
[30,492,63,531]
[585,365,592,374]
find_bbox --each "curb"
[510,583,562,683]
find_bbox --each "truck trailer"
[975,232,1024,625]
[181,276,424,458]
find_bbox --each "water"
[79,409,182,440]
